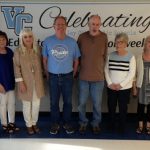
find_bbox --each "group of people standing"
[0,14,150,136]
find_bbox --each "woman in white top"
[105,32,136,133]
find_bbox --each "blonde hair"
[143,35,150,52]
[19,28,38,53]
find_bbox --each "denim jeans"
[49,72,73,124]
[78,80,104,127]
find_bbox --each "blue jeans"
[78,80,104,127]
[49,72,73,124]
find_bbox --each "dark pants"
[137,103,150,122]
[107,88,131,129]
[49,72,73,124]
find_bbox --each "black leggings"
[137,103,150,122]
[107,88,131,128]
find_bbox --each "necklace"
[27,49,35,73]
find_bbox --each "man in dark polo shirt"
[77,15,108,134]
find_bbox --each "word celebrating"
[39,6,150,33]
[2,6,150,35]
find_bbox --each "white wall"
[1,1,149,112]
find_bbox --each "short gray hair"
[88,15,101,22]
[115,32,129,44]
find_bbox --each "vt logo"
[1,6,33,35]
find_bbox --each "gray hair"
[88,15,101,22]
[115,32,129,44]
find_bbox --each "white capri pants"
[0,90,15,125]
[22,86,40,127]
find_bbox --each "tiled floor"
[1,139,150,150]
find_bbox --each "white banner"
[1,1,150,111]
[1,2,150,55]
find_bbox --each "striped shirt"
[105,51,136,90]
[139,61,150,104]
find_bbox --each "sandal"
[2,125,9,133]
[27,127,34,135]
[136,127,143,134]
[146,127,150,135]
[8,123,20,132]
[32,125,40,133]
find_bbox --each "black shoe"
[63,124,74,134]
[92,126,101,134]
[136,127,144,134]
[79,125,87,134]
[50,124,60,135]
[146,127,150,135]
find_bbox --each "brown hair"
[53,16,67,25]
[0,30,9,46]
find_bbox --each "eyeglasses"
[23,35,33,39]
[115,41,124,44]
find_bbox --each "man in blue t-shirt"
[42,16,80,135]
